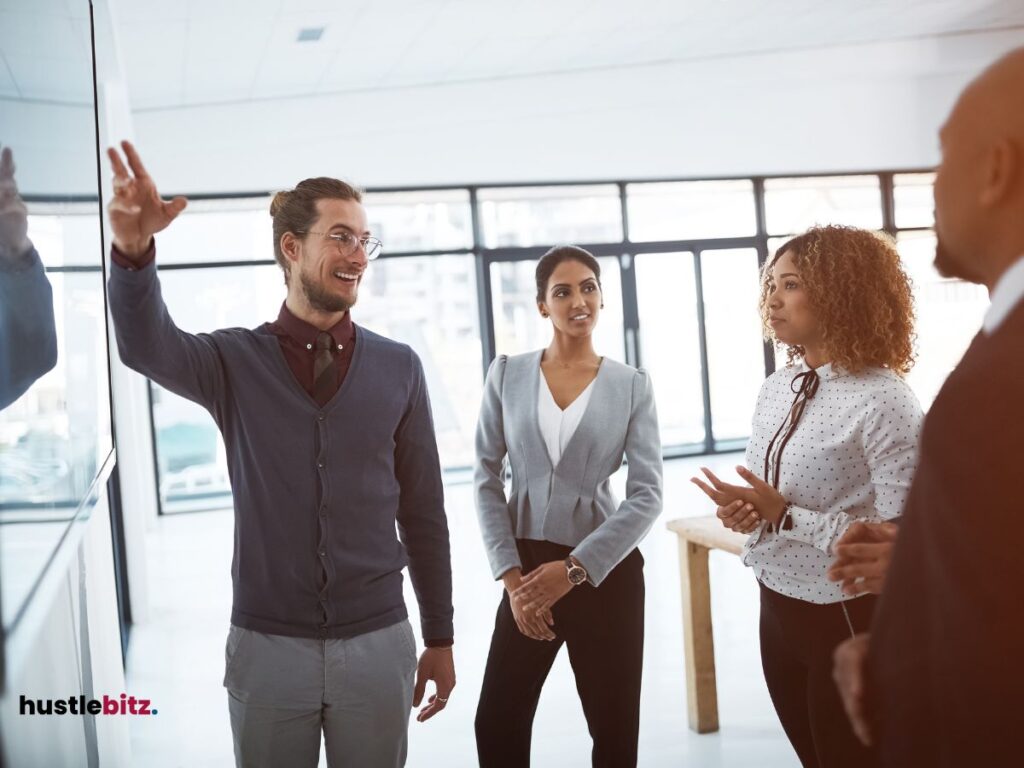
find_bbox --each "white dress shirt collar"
[983,254,1024,334]
[795,360,841,380]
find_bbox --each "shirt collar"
[983,254,1024,335]
[273,302,354,350]
[796,359,839,380]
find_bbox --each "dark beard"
[299,269,353,313]
[934,234,982,284]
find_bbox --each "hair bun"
[270,190,290,216]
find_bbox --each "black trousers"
[475,539,645,768]
[759,581,878,768]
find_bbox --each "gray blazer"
[474,350,663,586]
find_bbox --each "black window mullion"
[753,177,776,379]
[880,172,897,237]
[617,182,641,368]
[470,188,496,376]
[146,380,166,517]
[693,250,715,452]
[619,253,640,368]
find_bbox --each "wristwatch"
[564,557,588,586]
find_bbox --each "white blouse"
[538,373,596,468]
[743,362,923,604]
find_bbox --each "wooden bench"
[666,516,748,734]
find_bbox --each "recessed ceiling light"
[297,27,324,43]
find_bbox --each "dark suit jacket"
[868,298,1024,766]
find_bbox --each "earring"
[541,312,549,318]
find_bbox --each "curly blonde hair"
[759,225,916,375]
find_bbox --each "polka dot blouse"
[742,360,923,604]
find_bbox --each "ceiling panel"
[6,53,92,103]
[115,0,1024,110]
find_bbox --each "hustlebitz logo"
[20,694,158,716]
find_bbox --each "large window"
[635,252,705,446]
[626,181,757,241]
[764,175,883,236]
[141,169,984,513]
[479,185,622,248]
[700,249,766,442]
[363,190,473,253]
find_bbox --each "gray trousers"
[223,620,418,768]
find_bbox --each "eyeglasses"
[299,230,383,260]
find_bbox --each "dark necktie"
[313,331,336,404]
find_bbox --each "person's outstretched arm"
[105,140,226,411]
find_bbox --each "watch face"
[567,566,587,585]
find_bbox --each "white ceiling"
[111,0,1024,111]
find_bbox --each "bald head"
[954,47,1024,144]
[933,46,1024,289]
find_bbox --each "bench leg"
[678,540,719,733]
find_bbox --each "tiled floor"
[126,453,800,767]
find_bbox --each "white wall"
[131,28,1024,193]
[1,491,132,768]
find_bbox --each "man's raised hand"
[0,145,31,260]
[107,140,187,258]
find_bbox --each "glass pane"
[894,172,936,229]
[363,189,473,253]
[0,271,111,506]
[1,0,111,630]
[701,249,766,442]
[156,198,274,265]
[634,252,705,446]
[355,255,482,470]
[898,231,988,408]
[151,265,284,513]
[764,175,882,236]
[26,206,104,267]
[478,185,622,248]
[491,257,625,362]
[626,180,756,241]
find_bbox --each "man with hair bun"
[832,46,1024,765]
[105,140,455,767]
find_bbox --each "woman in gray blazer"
[473,245,663,768]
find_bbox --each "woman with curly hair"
[691,225,922,768]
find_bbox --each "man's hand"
[0,145,31,261]
[511,561,574,618]
[827,521,898,595]
[107,140,187,258]
[691,465,788,525]
[833,633,873,746]
[413,646,455,723]
[502,568,556,641]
